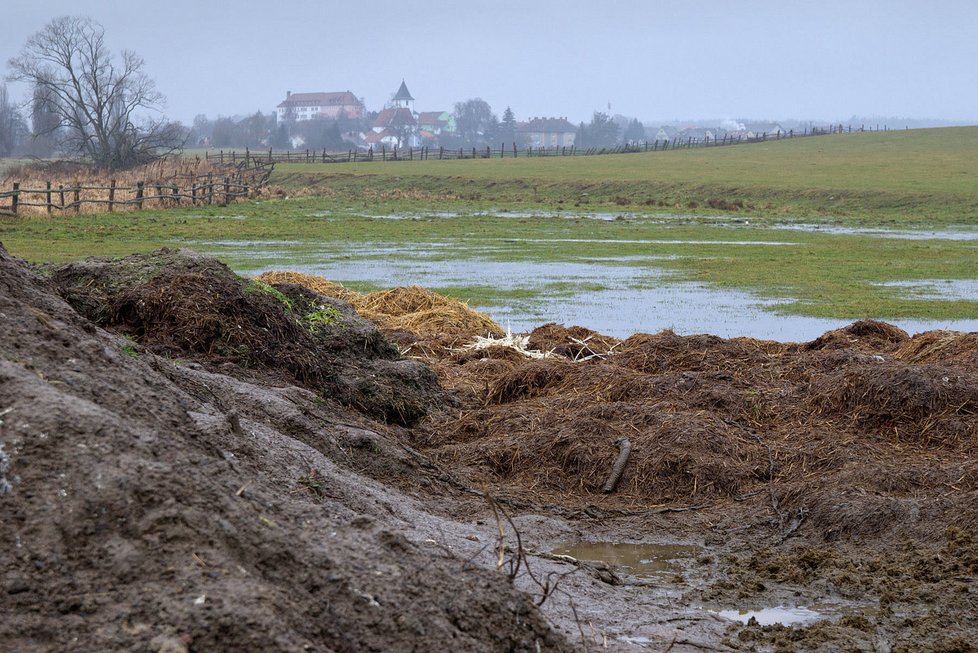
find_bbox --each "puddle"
[715,606,825,626]
[876,279,978,301]
[772,223,978,241]
[550,542,703,578]
[502,238,798,246]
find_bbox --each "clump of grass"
[301,305,341,333]
[121,334,139,358]
[244,279,293,311]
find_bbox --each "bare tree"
[6,16,183,169]
[453,98,496,147]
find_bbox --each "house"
[743,122,786,138]
[515,117,577,148]
[676,127,723,143]
[276,91,364,122]
[370,106,418,148]
[650,125,680,142]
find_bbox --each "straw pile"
[256,271,504,340]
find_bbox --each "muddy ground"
[1,246,976,652]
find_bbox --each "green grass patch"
[272,128,978,225]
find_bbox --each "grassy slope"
[273,127,978,224]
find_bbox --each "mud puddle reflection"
[551,542,702,578]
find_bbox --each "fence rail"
[204,123,880,167]
[1,161,274,216]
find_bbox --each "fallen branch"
[602,437,632,493]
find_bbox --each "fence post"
[222,178,229,206]
[73,181,80,214]
[46,181,52,214]
[58,184,65,210]
[172,184,180,206]
[10,183,18,215]
[438,147,443,160]
[108,179,116,212]
[136,181,144,210]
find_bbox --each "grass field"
[273,127,978,225]
[2,128,977,326]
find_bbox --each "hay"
[255,270,357,302]
[257,272,505,340]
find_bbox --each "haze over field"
[4,0,978,125]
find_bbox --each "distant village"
[189,80,796,152]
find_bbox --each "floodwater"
[715,606,825,626]
[877,279,978,301]
[201,225,978,341]
[550,542,703,578]
[771,223,978,241]
[239,251,978,340]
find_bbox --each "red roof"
[373,107,416,129]
[417,111,447,124]
[277,91,361,108]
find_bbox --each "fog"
[4,0,978,126]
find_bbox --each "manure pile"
[415,321,978,542]
[249,270,977,543]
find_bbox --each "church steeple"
[392,79,414,108]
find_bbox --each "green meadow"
[2,127,977,323]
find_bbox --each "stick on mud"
[602,438,632,494]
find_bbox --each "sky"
[4,0,978,126]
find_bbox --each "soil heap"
[0,245,571,652]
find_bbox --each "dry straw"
[255,271,504,339]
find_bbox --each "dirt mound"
[256,271,504,340]
[46,249,444,426]
[0,243,571,652]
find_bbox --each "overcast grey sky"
[5,0,978,125]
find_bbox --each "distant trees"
[0,84,27,157]
[453,98,496,146]
[622,118,645,145]
[498,106,516,145]
[576,111,620,148]
[6,16,183,168]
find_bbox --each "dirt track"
[2,246,976,652]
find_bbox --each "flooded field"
[196,218,978,340]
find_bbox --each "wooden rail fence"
[1,162,274,216]
[204,123,886,167]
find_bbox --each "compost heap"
[0,246,569,652]
[272,269,976,543]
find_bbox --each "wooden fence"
[0,161,274,216]
[205,123,885,167]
